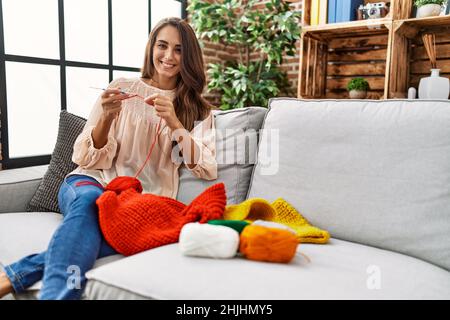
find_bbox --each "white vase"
[408,87,417,99]
[416,4,442,18]
[418,69,450,99]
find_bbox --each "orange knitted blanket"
[96,176,227,256]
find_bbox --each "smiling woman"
[141,17,211,132]
[153,38,182,77]
[144,30,182,90]
[0,17,217,300]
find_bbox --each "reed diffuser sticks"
[422,33,437,69]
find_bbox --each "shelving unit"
[297,0,450,99]
[389,15,450,97]
[302,17,392,37]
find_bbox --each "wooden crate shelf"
[298,0,450,100]
[389,15,450,98]
[298,22,392,99]
[302,18,392,41]
[303,17,392,33]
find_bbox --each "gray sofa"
[1,99,450,300]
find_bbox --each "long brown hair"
[141,17,211,131]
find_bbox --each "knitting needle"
[89,86,146,101]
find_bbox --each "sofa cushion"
[85,239,450,300]
[0,212,63,266]
[177,107,267,204]
[0,165,48,213]
[27,111,86,213]
[0,212,122,299]
[247,98,450,271]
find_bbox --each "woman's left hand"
[145,93,183,130]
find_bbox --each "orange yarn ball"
[239,225,298,263]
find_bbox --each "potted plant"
[415,0,446,18]
[188,0,301,110]
[347,78,370,99]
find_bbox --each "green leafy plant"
[414,0,446,7]
[188,0,301,110]
[347,78,370,92]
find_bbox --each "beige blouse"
[68,77,217,199]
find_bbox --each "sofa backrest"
[247,98,450,271]
[177,107,267,205]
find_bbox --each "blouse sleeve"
[71,79,123,170]
[171,112,217,180]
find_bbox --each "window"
[0,0,186,169]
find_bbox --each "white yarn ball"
[179,223,239,259]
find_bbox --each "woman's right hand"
[101,88,129,120]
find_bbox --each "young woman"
[0,17,217,300]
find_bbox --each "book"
[343,0,364,22]
[328,0,337,23]
[339,0,364,22]
[446,0,450,14]
[335,0,343,22]
[319,0,328,24]
[311,0,320,25]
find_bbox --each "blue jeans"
[4,174,117,300]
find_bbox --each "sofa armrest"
[0,165,49,213]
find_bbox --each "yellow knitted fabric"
[224,198,330,244]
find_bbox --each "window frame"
[0,0,187,169]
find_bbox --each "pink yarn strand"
[134,117,163,179]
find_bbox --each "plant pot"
[416,4,442,18]
[349,90,367,99]
[418,69,450,99]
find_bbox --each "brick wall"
[200,41,240,106]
